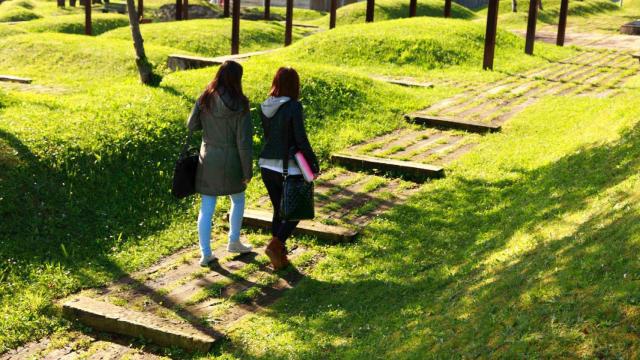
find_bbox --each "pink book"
[294,151,317,182]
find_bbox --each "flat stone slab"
[620,20,640,36]
[371,76,434,88]
[240,209,358,243]
[168,50,276,71]
[167,54,222,71]
[62,296,218,353]
[331,153,444,182]
[292,23,321,28]
[405,113,501,134]
[0,75,32,84]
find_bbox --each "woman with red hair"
[258,67,320,270]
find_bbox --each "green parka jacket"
[187,93,253,196]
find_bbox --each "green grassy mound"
[283,17,572,75]
[14,13,129,35]
[0,33,179,83]
[308,0,475,27]
[101,18,307,57]
[240,6,326,21]
[483,0,620,27]
[0,6,41,21]
[0,22,27,37]
[0,0,81,21]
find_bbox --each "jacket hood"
[261,96,290,118]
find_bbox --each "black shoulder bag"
[171,130,199,199]
[279,108,315,221]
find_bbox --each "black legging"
[261,167,300,246]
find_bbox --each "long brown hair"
[268,67,300,101]
[199,60,249,112]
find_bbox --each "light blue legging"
[198,192,245,258]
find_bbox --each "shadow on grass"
[0,125,191,269]
[224,121,640,358]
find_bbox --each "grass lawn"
[1,6,640,359]
[101,18,312,57]
[480,0,631,33]
[219,83,640,360]
[307,0,476,28]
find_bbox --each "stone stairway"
[5,48,637,358]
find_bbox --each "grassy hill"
[101,18,311,57]
[13,13,129,35]
[480,0,621,29]
[283,17,573,77]
[308,0,475,27]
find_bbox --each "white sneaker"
[227,241,253,254]
[199,254,216,267]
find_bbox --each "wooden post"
[409,0,416,17]
[365,0,374,22]
[175,0,182,20]
[444,0,451,17]
[284,0,293,46]
[264,0,270,20]
[330,0,337,28]
[231,0,240,54]
[483,0,499,70]
[223,0,230,17]
[137,0,143,20]
[556,0,568,46]
[84,0,92,35]
[524,0,538,54]
[183,0,188,19]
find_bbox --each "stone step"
[62,296,218,353]
[376,77,434,88]
[168,54,221,71]
[292,23,321,28]
[0,75,32,84]
[168,50,275,71]
[239,209,358,243]
[330,153,444,182]
[405,113,501,133]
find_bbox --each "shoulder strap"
[181,129,193,159]
[282,103,290,177]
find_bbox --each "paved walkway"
[512,28,640,51]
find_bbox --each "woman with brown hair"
[187,60,254,267]
[259,67,320,270]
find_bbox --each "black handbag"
[279,111,315,221]
[171,131,199,199]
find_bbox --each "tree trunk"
[511,0,517,12]
[537,0,543,10]
[57,0,65,8]
[125,0,155,85]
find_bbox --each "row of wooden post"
[82,0,571,72]
[485,0,570,69]
[83,0,145,35]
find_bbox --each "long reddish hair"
[268,67,300,101]
[199,60,249,112]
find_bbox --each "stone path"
[3,47,637,358]
[511,29,640,51]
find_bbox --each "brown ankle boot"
[265,236,290,270]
